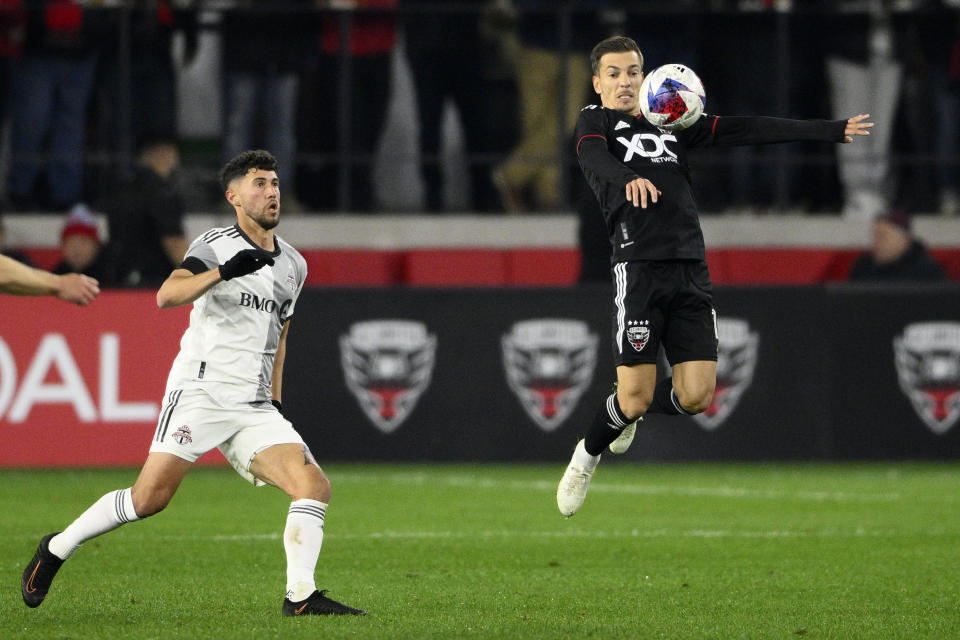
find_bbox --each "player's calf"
[584,391,640,456]
[646,377,712,415]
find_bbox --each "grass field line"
[138,526,949,543]
[335,473,908,503]
[1,527,951,574]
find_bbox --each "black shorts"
[611,260,718,366]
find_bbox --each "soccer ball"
[639,64,706,131]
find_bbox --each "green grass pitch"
[2,462,958,639]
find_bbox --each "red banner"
[0,292,225,467]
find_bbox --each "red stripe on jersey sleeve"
[576,134,606,155]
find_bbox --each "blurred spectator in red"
[297,0,397,212]
[52,203,109,281]
[848,210,946,282]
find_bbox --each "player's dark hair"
[590,36,643,76]
[219,149,279,191]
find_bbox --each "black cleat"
[283,589,367,616]
[22,532,64,608]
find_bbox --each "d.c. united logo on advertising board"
[893,322,960,435]
[339,320,437,434]
[502,319,598,432]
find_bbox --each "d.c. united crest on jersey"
[501,319,597,432]
[339,320,437,433]
[626,320,650,352]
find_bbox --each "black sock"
[584,393,635,456]
[645,377,693,415]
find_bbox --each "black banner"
[282,284,960,462]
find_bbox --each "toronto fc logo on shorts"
[893,322,960,435]
[693,317,758,432]
[502,319,598,432]
[339,320,437,434]
[626,319,650,352]
[172,425,193,445]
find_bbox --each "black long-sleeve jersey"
[575,106,847,262]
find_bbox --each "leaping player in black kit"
[21,150,366,616]
[557,36,873,516]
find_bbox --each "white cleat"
[608,418,640,454]
[557,440,594,517]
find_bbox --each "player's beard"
[246,206,280,231]
[257,214,279,231]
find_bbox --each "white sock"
[574,440,601,472]
[284,499,327,602]
[48,488,140,560]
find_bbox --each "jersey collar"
[234,224,282,257]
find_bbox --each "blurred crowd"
[0,0,956,243]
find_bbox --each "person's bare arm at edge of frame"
[0,253,100,305]
[156,267,223,308]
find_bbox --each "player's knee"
[131,487,173,518]
[674,383,715,415]
[312,472,332,504]
[292,466,331,503]
[616,386,653,419]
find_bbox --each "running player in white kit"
[21,150,366,616]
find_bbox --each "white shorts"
[149,387,308,486]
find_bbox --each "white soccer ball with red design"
[639,64,706,131]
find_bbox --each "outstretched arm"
[704,114,871,147]
[0,254,100,305]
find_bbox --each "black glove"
[219,248,274,281]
